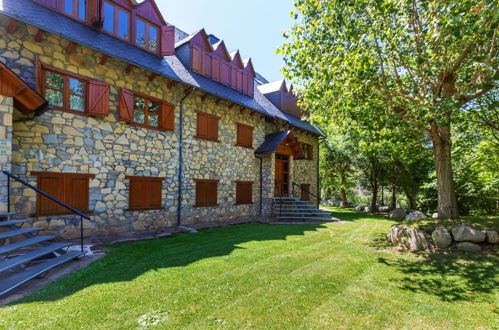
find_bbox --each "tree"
[280,0,498,218]
[321,136,353,207]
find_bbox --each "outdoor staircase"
[272,197,337,222]
[0,212,83,296]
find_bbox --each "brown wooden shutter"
[212,57,220,82]
[195,181,206,206]
[37,173,64,215]
[203,52,212,78]
[192,46,202,73]
[197,112,208,139]
[87,80,109,116]
[161,102,175,131]
[87,0,100,26]
[207,182,218,206]
[119,88,134,122]
[207,116,218,141]
[129,177,147,210]
[35,57,43,94]
[221,62,230,86]
[66,175,90,212]
[237,123,253,148]
[147,178,163,209]
[236,181,253,204]
[161,25,175,56]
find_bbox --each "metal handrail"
[291,181,321,205]
[3,170,88,252]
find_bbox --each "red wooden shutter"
[203,52,212,78]
[236,181,253,204]
[212,57,220,82]
[161,25,175,56]
[147,178,163,209]
[197,112,208,139]
[37,173,64,215]
[237,124,253,147]
[87,80,109,116]
[207,182,217,206]
[129,177,147,210]
[221,62,230,86]
[161,102,175,131]
[195,181,206,206]
[119,88,134,122]
[207,116,218,141]
[192,46,202,73]
[66,175,90,212]
[35,57,43,94]
[87,0,100,26]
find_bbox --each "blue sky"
[156,0,296,83]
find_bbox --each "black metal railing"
[3,171,88,253]
[291,181,321,206]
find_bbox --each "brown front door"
[275,154,290,196]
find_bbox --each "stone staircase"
[0,212,83,296]
[272,197,338,222]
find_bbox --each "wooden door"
[275,155,289,196]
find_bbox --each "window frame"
[130,91,162,130]
[42,65,90,116]
[102,0,131,41]
[195,110,220,142]
[31,171,94,217]
[135,15,160,53]
[126,176,165,211]
[235,122,253,149]
[235,181,253,205]
[194,179,219,207]
[62,0,87,21]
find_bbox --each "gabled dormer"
[32,0,175,56]
[175,30,255,97]
[258,79,305,118]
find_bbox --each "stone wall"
[0,18,320,238]
[0,96,13,212]
[290,132,319,204]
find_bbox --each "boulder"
[431,226,452,248]
[390,208,406,220]
[486,230,499,244]
[452,225,486,242]
[387,225,407,245]
[456,242,481,252]
[340,201,349,208]
[432,213,439,219]
[379,206,393,213]
[355,205,365,212]
[364,206,373,212]
[406,228,430,251]
[405,211,426,222]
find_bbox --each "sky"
[156,0,296,83]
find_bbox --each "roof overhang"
[0,62,49,115]
[254,130,303,158]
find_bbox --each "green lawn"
[1,208,497,329]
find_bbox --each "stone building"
[0,0,325,239]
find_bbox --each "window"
[301,143,313,160]
[118,88,175,131]
[103,1,130,40]
[39,61,109,116]
[301,184,310,201]
[236,181,253,204]
[32,172,94,216]
[196,111,219,141]
[63,0,86,20]
[136,18,159,52]
[127,176,164,211]
[236,123,253,148]
[195,179,218,207]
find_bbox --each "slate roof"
[254,131,291,154]
[0,0,325,137]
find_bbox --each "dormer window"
[136,18,159,52]
[103,1,130,40]
[63,0,86,20]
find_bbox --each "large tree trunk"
[339,171,348,207]
[430,126,459,219]
[405,191,416,210]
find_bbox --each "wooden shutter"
[195,181,206,206]
[236,181,253,204]
[301,184,310,201]
[212,57,220,82]
[236,70,243,92]
[37,173,64,215]
[87,0,100,26]
[247,75,254,97]
[161,25,175,56]
[119,88,134,122]
[161,102,175,131]
[147,178,163,209]
[236,123,253,148]
[87,80,109,116]
[192,46,202,73]
[207,182,218,206]
[203,52,212,78]
[35,57,43,94]
[197,112,208,139]
[66,175,90,212]
[207,116,218,141]
[308,144,313,160]
[221,62,230,86]
[230,66,237,89]
[195,180,218,206]
[242,73,249,95]
[129,177,147,210]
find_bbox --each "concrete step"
[0,228,43,240]
[0,219,31,227]
[0,212,17,219]
[0,236,56,255]
[0,243,70,272]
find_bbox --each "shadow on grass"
[378,252,499,302]
[322,206,400,223]
[9,222,327,306]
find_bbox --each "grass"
[0,208,497,329]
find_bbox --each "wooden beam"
[99,55,110,65]
[66,41,76,54]
[215,98,223,106]
[125,64,134,74]
[34,29,45,43]
[7,19,17,34]
[201,93,209,102]
[148,73,157,82]
[167,80,177,89]
[228,103,236,109]
[239,107,245,114]
[15,86,27,96]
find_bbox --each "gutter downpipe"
[177,87,195,226]
[255,155,263,216]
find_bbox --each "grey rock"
[452,225,486,242]
[405,211,426,222]
[406,228,430,251]
[456,242,481,252]
[486,230,499,244]
[387,225,407,245]
[379,206,393,213]
[431,226,452,248]
[390,208,406,220]
[355,205,365,212]
[432,213,439,219]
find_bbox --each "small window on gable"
[195,179,218,207]
[135,17,159,52]
[236,123,253,148]
[127,176,164,211]
[236,181,253,204]
[63,0,86,20]
[196,111,219,142]
[103,1,130,40]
